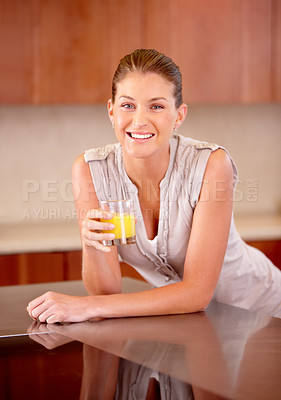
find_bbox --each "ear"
[175,103,188,129]
[107,99,114,125]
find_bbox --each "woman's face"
[108,72,187,160]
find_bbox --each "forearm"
[90,280,211,319]
[80,344,119,400]
[51,312,213,347]
[82,245,122,296]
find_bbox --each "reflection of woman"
[27,49,281,323]
[81,346,194,400]
[29,312,233,399]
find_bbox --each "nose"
[133,106,148,128]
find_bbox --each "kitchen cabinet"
[272,0,281,101]
[31,0,142,103]
[0,0,34,103]
[0,240,280,286]
[0,252,65,285]
[0,250,144,286]
[1,0,280,104]
[0,252,81,286]
[0,0,142,104]
[144,0,274,103]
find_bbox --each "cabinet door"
[144,0,272,103]
[0,0,33,103]
[64,251,82,281]
[33,0,142,103]
[63,251,145,282]
[272,0,281,101]
[0,253,64,286]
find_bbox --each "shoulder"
[175,134,236,181]
[204,148,234,181]
[72,153,89,178]
[73,142,121,180]
[72,154,93,195]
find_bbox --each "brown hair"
[112,49,183,108]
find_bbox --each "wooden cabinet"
[0,251,82,286]
[0,250,144,286]
[0,0,34,103]
[272,0,281,101]
[246,240,281,270]
[1,0,280,104]
[0,252,64,286]
[32,0,142,103]
[0,0,142,104]
[0,240,279,286]
[144,0,273,103]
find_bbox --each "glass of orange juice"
[99,199,136,246]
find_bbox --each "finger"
[84,218,115,232]
[37,309,57,323]
[27,320,40,333]
[30,321,54,334]
[27,294,48,318]
[83,238,112,253]
[86,209,113,220]
[28,292,58,321]
[29,333,49,347]
[32,332,60,349]
[85,229,115,242]
[31,303,50,321]
[45,314,62,324]
[29,332,57,348]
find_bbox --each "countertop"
[0,213,281,255]
[0,279,281,399]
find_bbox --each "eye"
[151,104,164,110]
[121,103,135,109]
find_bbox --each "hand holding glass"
[99,199,136,246]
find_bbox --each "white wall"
[0,104,280,224]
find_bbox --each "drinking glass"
[99,199,136,246]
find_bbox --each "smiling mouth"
[126,132,155,140]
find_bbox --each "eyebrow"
[118,95,168,102]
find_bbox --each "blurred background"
[0,0,280,284]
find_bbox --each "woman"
[27,49,281,323]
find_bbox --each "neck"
[123,146,170,191]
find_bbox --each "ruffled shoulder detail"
[84,143,120,163]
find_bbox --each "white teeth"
[130,133,153,139]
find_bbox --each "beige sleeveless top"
[84,134,281,318]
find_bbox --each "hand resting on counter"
[27,291,96,324]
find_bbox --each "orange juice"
[101,213,136,242]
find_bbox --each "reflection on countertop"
[1,278,281,399]
[1,213,281,255]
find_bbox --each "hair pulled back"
[112,49,183,108]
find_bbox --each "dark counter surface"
[0,280,280,399]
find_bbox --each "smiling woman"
[107,71,187,167]
[27,49,281,324]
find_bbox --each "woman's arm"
[72,154,122,296]
[27,149,233,323]
[80,345,119,400]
